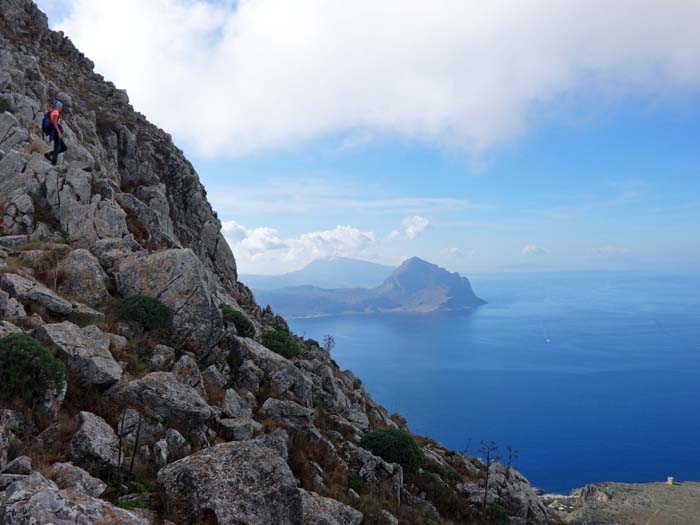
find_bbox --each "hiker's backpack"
[41,112,52,137]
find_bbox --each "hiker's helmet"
[54,101,63,110]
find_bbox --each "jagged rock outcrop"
[0,1,555,523]
[233,336,313,406]
[158,432,304,525]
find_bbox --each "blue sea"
[288,272,700,494]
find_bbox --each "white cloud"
[222,220,378,272]
[51,0,700,157]
[522,244,549,256]
[402,215,430,240]
[386,230,401,241]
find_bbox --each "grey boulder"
[300,489,363,525]
[0,272,72,314]
[68,411,119,476]
[48,462,107,497]
[158,434,304,525]
[56,249,110,306]
[115,249,224,348]
[0,472,147,525]
[108,372,211,427]
[33,322,122,387]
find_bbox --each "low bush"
[259,329,302,358]
[0,334,66,402]
[115,295,173,332]
[360,429,425,471]
[221,304,255,338]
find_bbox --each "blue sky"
[38,1,700,274]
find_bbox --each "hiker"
[44,100,67,165]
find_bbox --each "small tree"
[479,440,501,511]
[322,334,335,353]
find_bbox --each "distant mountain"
[255,257,485,318]
[241,257,395,290]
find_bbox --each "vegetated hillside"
[257,257,486,318]
[242,257,396,290]
[0,1,551,523]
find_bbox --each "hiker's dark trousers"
[49,130,67,165]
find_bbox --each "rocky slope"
[257,257,485,318]
[0,1,552,523]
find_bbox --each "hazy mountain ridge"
[241,257,395,290]
[256,256,486,318]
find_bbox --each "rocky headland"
[0,1,551,523]
[256,257,486,318]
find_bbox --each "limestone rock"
[172,354,207,399]
[68,411,119,476]
[56,249,110,306]
[115,249,224,348]
[0,272,72,314]
[48,462,107,497]
[346,442,403,504]
[90,235,142,270]
[218,418,261,441]
[300,489,363,525]
[116,409,165,448]
[0,320,21,337]
[261,398,314,429]
[150,343,175,370]
[108,372,211,428]
[221,388,252,419]
[0,472,148,525]
[33,322,122,387]
[115,192,180,249]
[0,289,22,320]
[158,434,304,525]
[488,463,552,522]
[203,364,228,389]
[1,456,31,475]
[234,337,313,407]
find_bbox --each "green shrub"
[259,329,302,358]
[360,429,425,471]
[221,304,255,338]
[0,98,12,113]
[115,295,173,332]
[0,334,65,402]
